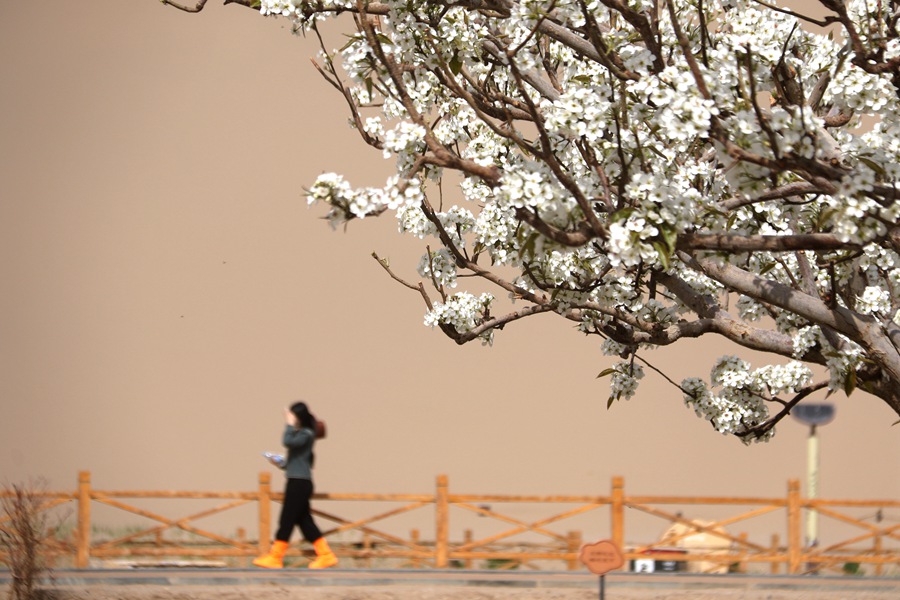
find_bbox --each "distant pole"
[806,424,819,547]
[792,403,835,549]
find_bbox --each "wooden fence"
[1,471,897,575]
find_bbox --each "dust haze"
[0,1,897,544]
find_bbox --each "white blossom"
[609,362,645,403]
[424,292,495,345]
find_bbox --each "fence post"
[258,472,271,555]
[435,474,449,568]
[75,470,91,569]
[567,530,582,571]
[236,527,248,567]
[611,476,625,555]
[363,533,372,569]
[770,533,780,575]
[411,529,421,569]
[874,534,883,576]
[787,479,802,574]
[734,532,749,574]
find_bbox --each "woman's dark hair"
[290,401,317,467]
[290,401,318,431]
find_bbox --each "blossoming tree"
[163,0,900,442]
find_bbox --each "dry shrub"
[0,480,56,600]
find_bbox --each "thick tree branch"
[655,271,822,361]
[687,253,862,339]
[687,253,900,416]
[677,233,855,252]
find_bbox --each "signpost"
[579,539,624,600]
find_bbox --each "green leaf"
[519,232,538,260]
[702,207,727,218]
[596,368,617,378]
[652,241,671,269]
[607,395,617,409]
[858,157,886,176]
[660,226,678,255]
[611,207,634,224]
[645,144,668,159]
[843,369,857,397]
[726,211,739,230]
[449,53,462,75]
[339,34,365,52]
[816,208,838,230]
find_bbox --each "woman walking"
[253,401,338,569]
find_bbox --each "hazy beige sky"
[0,1,897,543]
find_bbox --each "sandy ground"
[4,583,898,600]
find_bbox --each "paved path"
[4,568,898,594]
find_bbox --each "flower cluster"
[682,357,812,442]
[856,287,891,317]
[424,292,495,345]
[258,0,300,17]
[417,248,458,289]
[307,173,424,228]
[608,362,645,403]
[681,377,773,442]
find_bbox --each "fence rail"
[1,471,898,575]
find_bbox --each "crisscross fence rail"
[1,471,897,575]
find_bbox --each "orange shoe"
[308,537,338,569]
[253,540,288,569]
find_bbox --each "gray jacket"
[282,425,315,480]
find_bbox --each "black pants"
[275,478,322,543]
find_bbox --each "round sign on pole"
[792,403,835,426]
[579,539,625,575]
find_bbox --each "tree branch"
[677,233,855,253]
[687,253,862,339]
[355,2,503,187]
[718,182,825,211]
[451,304,555,344]
[515,208,598,246]
[737,381,830,440]
[160,0,212,12]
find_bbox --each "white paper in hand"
[262,452,286,468]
